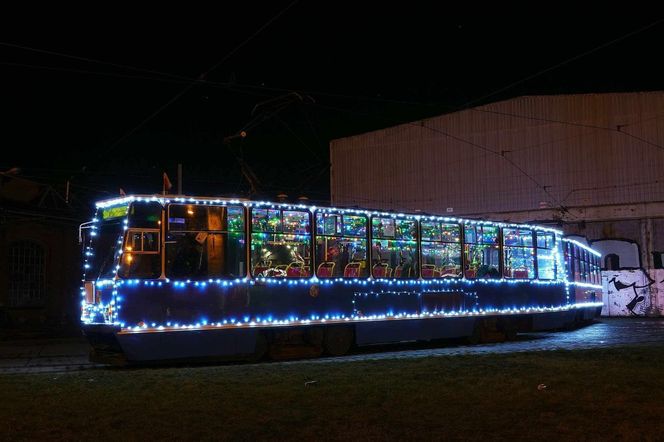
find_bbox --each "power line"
[95,0,299,160]
[315,101,572,216]
[469,103,664,152]
[0,48,439,107]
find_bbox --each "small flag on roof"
[163,172,172,194]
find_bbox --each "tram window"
[371,217,418,278]
[464,224,500,279]
[169,205,223,231]
[283,211,310,234]
[343,215,367,237]
[503,228,534,279]
[420,221,461,278]
[564,242,573,280]
[592,255,600,284]
[89,220,124,279]
[536,232,556,280]
[127,202,162,229]
[317,214,341,235]
[252,208,282,233]
[119,229,161,279]
[251,209,311,278]
[166,205,246,279]
[573,246,581,282]
[315,212,368,278]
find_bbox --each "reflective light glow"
[564,238,602,257]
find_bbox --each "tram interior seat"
[421,264,440,278]
[464,269,477,278]
[317,262,335,277]
[512,269,529,279]
[286,262,304,277]
[253,265,269,277]
[372,263,391,278]
[344,262,362,278]
[395,265,410,278]
[440,266,458,277]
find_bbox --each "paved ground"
[1,317,663,373]
[0,335,94,374]
[318,317,664,365]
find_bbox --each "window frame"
[314,210,368,279]
[502,228,535,280]
[250,207,313,279]
[124,228,161,254]
[370,215,419,279]
[8,240,46,307]
[419,220,462,279]
[534,231,556,280]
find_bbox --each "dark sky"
[2,4,663,205]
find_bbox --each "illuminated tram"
[80,195,603,364]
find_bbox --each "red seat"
[286,265,302,277]
[372,263,390,278]
[513,269,529,278]
[441,267,458,277]
[344,262,361,278]
[422,264,443,278]
[317,262,335,278]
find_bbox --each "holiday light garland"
[82,195,603,332]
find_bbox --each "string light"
[82,195,603,334]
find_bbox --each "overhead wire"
[2,16,663,207]
[94,0,300,159]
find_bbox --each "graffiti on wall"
[602,269,664,316]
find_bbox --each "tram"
[80,195,602,364]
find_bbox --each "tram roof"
[94,194,568,235]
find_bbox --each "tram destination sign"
[102,204,129,220]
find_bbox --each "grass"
[2,345,664,441]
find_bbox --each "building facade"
[330,92,664,316]
[0,174,82,331]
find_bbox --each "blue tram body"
[80,195,602,363]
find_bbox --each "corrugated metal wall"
[330,92,664,215]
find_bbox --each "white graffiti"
[602,269,664,316]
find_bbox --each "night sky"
[2,4,663,208]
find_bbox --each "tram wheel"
[323,326,354,356]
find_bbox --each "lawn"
[2,345,663,441]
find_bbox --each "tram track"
[2,319,663,374]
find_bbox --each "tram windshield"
[85,203,129,280]
[87,220,124,280]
